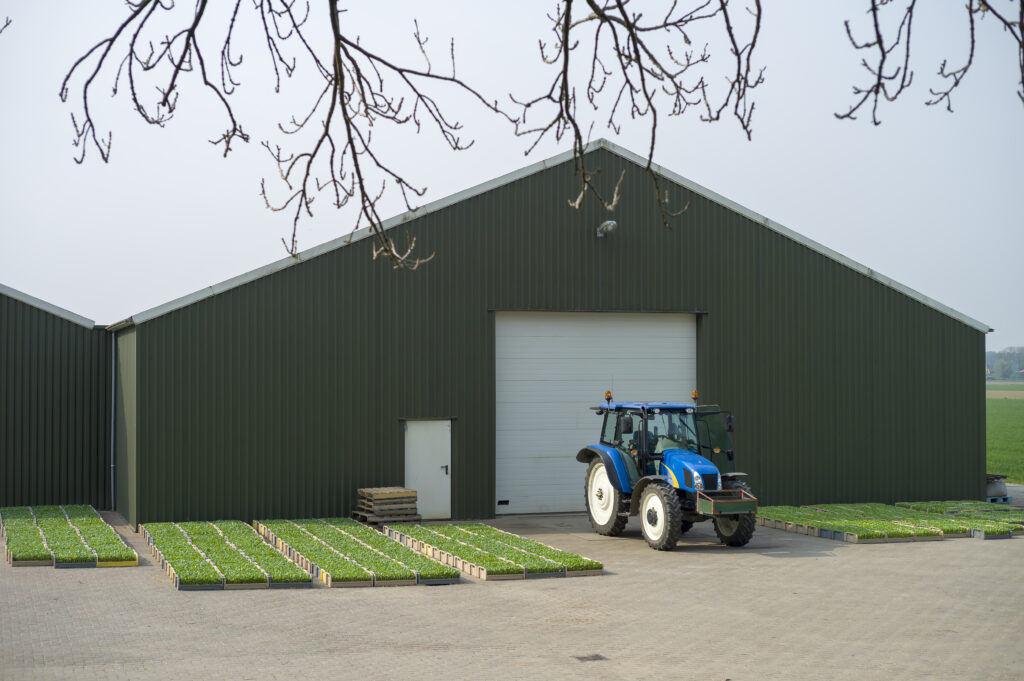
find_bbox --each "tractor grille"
[703,474,718,491]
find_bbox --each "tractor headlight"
[692,471,704,491]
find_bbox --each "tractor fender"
[721,472,748,479]
[627,476,673,515]
[576,445,633,494]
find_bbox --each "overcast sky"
[1,2,1020,350]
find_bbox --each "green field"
[987,398,1024,484]
[986,382,1024,392]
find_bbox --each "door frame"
[401,417,455,520]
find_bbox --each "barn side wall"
[127,148,985,523]
[0,290,111,508]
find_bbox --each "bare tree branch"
[926,2,976,111]
[0,17,11,36]
[513,1,764,229]
[839,1,1024,121]
[61,2,1022,268]
[836,0,917,125]
[62,0,514,268]
[975,0,1024,105]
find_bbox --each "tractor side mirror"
[617,414,633,435]
[725,413,735,433]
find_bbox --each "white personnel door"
[495,312,697,514]
[404,420,452,520]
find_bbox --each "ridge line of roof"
[116,138,990,334]
[0,282,96,328]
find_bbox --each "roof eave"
[0,282,96,329]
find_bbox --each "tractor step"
[696,489,757,516]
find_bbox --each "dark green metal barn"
[1,284,111,508]
[2,140,989,526]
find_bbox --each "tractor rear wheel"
[712,479,756,547]
[585,459,627,536]
[639,484,683,550]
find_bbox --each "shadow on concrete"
[486,512,842,559]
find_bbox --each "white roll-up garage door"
[495,312,697,514]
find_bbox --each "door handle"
[441,465,449,475]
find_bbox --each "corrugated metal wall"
[121,147,985,525]
[115,328,137,521]
[0,290,111,508]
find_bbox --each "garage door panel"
[496,378,695,404]
[496,337,695,360]
[495,312,696,514]
[496,313,693,337]
[496,429,593,450]
[496,358,694,381]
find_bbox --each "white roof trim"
[0,283,95,328]
[117,138,991,334]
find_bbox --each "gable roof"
[108,139,991,334]
[0,282,96,328]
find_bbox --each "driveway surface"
[2,509,1022,680]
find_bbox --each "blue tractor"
[576,392,757,550]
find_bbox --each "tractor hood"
[660,450,721,492]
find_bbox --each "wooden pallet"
[352,497,415,507]
[353,487,420,524]
[358,487,418,501]
[351,509,422,524]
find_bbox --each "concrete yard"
[2,505,1023,681]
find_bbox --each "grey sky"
[1,2,1020,350]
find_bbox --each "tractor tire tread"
[713,479,757,547]
[585,459,628,536]
[640,483,683,551]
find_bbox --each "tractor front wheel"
[639,484,683,550]
[585,459,627,536]
[712,479,757,547]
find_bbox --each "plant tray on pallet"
[318,570,373,588]
[97,554,139,568]
[388,527,530,581]
[3,505,138,568]
[5,548,53,567]
[971,530,1013,540]
[466,524,604,576]
[388,524,605,579]
[54,560,97,568]
[258,521,387,588]
[173,573,225,591]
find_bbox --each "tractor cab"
[600,402,703,484]
[577,391,757,550]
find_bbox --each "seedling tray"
[54,560,97,569]
[971,530,1012,540]
[566,569,605,577]
[417,575,461,586]
[386,528,524,581]
[269,579,314,589]
[174,575,224,591]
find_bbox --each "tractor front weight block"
[696,489,757,517]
